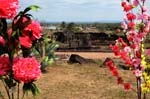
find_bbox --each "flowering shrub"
[105,0,150,99]
[0,0,43,98]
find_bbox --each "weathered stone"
[68,54,94,64]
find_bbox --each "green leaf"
[24,5,40,14]
[47,59,54,65]
[29,5,40,11]
[23,82,40,97]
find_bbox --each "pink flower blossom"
[122,21,128,30]
[145,49,150,55]
[0,56,10,76]
[0,0,19,19]
[133,0,139,6]
[134,35,142,43]
[128,30,137,36]
[132,58,141,68]
[13,57,41,83]
[134,69,142,77]
[124,46,131,53]
[142,7,147,12]
[138,13,148,21]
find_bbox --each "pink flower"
[0,35,5,46]
[134,69,142,77]
[145,49,150,55]
[138,13,148,21]
[142,7,147,12]
[134,35,142,43]
[124,46,131,53]
[19,36,32,48]
[23,21,42,40]
[0,56,10,76]
[133,0,139,6]
[13,57,41,83]
[0,0,19,19]
[122,21,128,30]
[132,58,141,68]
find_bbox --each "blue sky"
[20,0,124,22]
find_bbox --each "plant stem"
[143,93,146,99]
[12,92,14,99]
[137,77,142,99]
[1,80,11,99]
[17,82,20,99]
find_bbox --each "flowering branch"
[105,0,150,99]
[0,0,43,99]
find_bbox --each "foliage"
[33,34,59,73]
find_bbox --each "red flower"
[105,60,116,71]
[121,2,126,7]
[0,0,19,19]
[110,45,120,56]
[122,43,127,48]
[19,36,32,48]
[124,5,133,12]
[23,21,42,40]
[13,57,41,83]
[120,52,127,60]
[0,35,5,46]
[128,22,135,28]
[124,83,131,90]
[111,69,118,77]
[117,77,123,84]
[128,36,134,41]
[0,56,10,76]
[136,51,141,58]
[117,37,124,43]
[131,43,136,49]
[126,13,136,20]
[105,60,113,67]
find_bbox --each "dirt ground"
[28,62,138,99]
[1,52,148,99]
[55,52,115,60]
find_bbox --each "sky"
[20,0,124,22]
